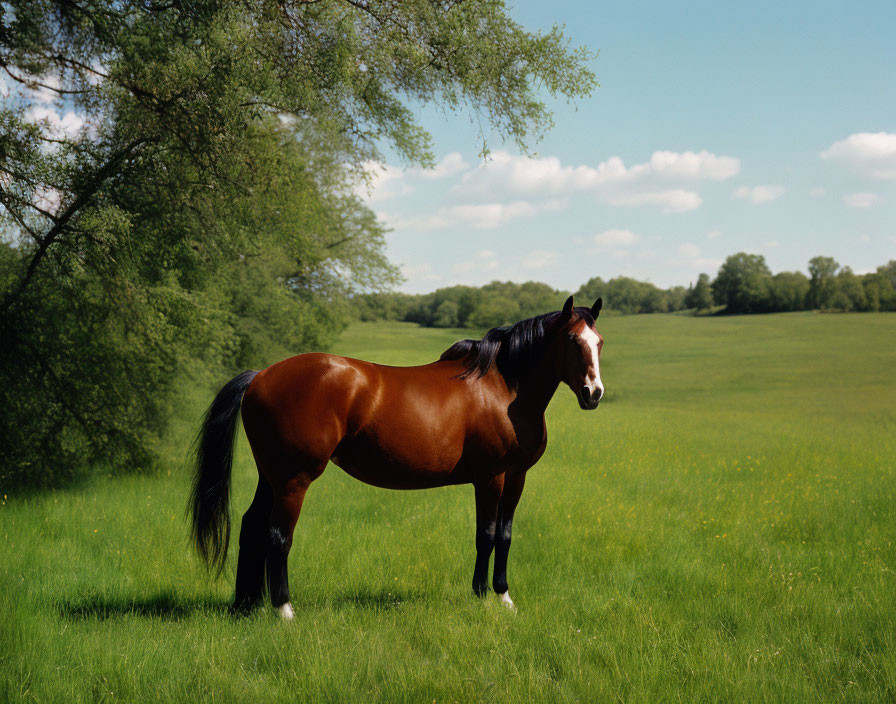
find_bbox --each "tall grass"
[1,313,894,702]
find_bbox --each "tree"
[0,1,596,490]
[767,271,809,312]
[666,286,688,312]
[711,253,773,313]
[807,256,840,310]
[685,273,714,311]
[833,267,867,311]
[433,300,460,328]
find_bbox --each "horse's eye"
[567,333,578,342]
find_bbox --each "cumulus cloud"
[733,184,786,204]
[401,262,441,283]
[677,243,702,258]
[455,149,738,213]
[673,242,722,271]
[417,152,469,180]
[520,249,560,270]
[809,187,826,198]
[357,152,470,203]
[453,249,501,274]
[707,229,722,239]
[383,199,564,232]
[842,192,881,209]
[602,188,702,213]
[821,132,896,180]
[32,186,63,216]
[25,106,85,140]
[593,229,640,247]
[589,229,647,259]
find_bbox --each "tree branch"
[1,137,155,315]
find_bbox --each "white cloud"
[707,229,722,239]
[356,161,415,203]
[417,152,469,180]
[673,242,722,271]
[452,249,501,274]
[733,184,786,204]
[809,187,826,198]
[401,262,442,283]
[677,243,701,258]
[32,186,63,215]
[593,229,640,247]
[821,132,896,180]
[520,249,560,270]
[603,188,702,213]
[456,149,738,213]
[842,192,882,209]
[589,229,646,259]
[645,150,741,180]
[386,199,564,232]
[357,152,471,203]
[0,75,8,98]
[24,106,85,140]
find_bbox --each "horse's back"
[240,352,514,488]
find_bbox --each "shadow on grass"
[58,587,430,621]
[59,591,229,621]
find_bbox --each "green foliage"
[577,275,686,314]
[767,271,809,312]
[1,315,894,701]
[807,256,840,310]
[0,1,595,490]
[711,252,773,313]
[685,273,714,311]
[361,280,571,329]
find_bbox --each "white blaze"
[579,326,604,400]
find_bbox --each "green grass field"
[2,313,895,702]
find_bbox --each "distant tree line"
[707,254,896,314]
[356,254,896,328]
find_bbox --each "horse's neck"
[513,357,561,415]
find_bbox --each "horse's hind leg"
[266,465,325,619]
[233,477,272,613]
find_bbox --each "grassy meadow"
[1,312,894,702]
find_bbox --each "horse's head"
[556,295,604,410]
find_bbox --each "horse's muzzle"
[579,386,601,410]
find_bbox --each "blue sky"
[359,0,896,293]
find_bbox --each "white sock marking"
[278,602,295,620]
[498,592,516,610]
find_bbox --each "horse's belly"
[330,435,470,490]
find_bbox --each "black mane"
[440,307,595,389]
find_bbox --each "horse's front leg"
[493,471,526,609]
[472,474,505,597]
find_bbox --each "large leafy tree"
[711,253,773,314]
[0,0,596,489]
[807,256,840,310]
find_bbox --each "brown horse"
[190,295,604,617]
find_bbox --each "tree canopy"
[0,0,596,490]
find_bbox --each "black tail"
[189,370,259,574]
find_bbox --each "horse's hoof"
[278,602,295,620]
[497,592,516,610]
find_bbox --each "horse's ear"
[560,295,574,323]
[591,297,603,318]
